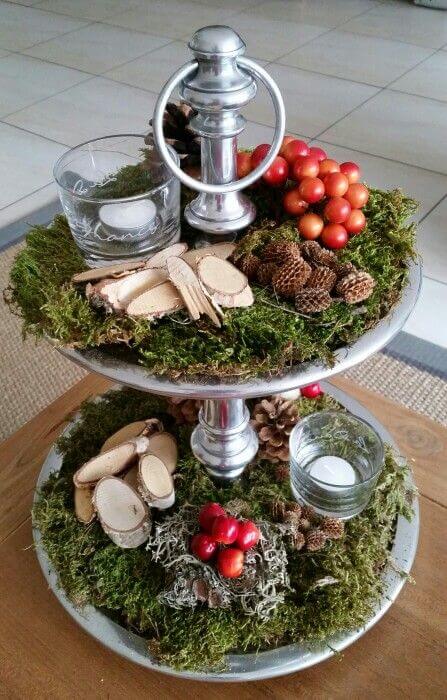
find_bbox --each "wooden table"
[0,375,446,699]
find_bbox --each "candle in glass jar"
[308,455,356,489]
[99,199,156,233]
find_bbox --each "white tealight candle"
[308,456,356,490]
[99,200,157,232]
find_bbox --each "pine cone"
[251,396,300,463]
[295,288,332,313]
[301,505,317,522]
[306,529,327,551]
[263,241,301,265]
[300,240,337,269]
[306,266,337,292]
[335,261,357,279]
[286,501,302,518]
[336,271,376,304]
[236,253,261,281]
[270,498,287,522]
[320,517,345,540]
[257,262,279,286]
[147,102,200,170]
[290,530,306,551]
[275,464,290,482]
[283,511,300,526]
[167,397,201,424]
[299,517,312,531]
[272,258,311,299]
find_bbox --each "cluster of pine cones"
[236,239,375,313]
[271,500,344,552]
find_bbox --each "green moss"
[33,387,415,673]
[6,188,417,379]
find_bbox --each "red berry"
[324,197,351,224]
[190,533,217,562]
[345,183,369,209]
[298,177,325,204]
[321,223,348,249]
[345,208,366,235]
[324,172,349,198]
[318,159,340,178]
[217,548,244,578]
[262,155,289,186]
[251,143,270,169]
[308,146,327,162]
[340,161,360,184]
[282,139,309,165]
[236,151,252,179]
[198,502,226,533]
[292,155,320,181]
[279,135,296,157]
[298,213,324,240]
[211,515,240,545]
[283,188,309,216]
[300,383,323,399]
[236,521,261,551]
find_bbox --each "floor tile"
[390,51,447,102]
[190,0,261,7]
[416,197,447,284]
[106,0,240,40]
[243,63,378,138]
[343,1,447,48]
[0,124,65,209]
[0,183,58,242]
[34,0,143,21]
[312,140,447,221]
[404,276,447,349]
[5,77,157,146]
[0,2,87,51]
[105,41,190,93]
[279,30,432,87]
[228,13,326,61]
[24,23,170,74]
[0,54,88,117]
[320,89,447,174]
[251,0,380,29]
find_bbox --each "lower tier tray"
[33,382,419,682]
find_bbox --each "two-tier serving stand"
[35,26,421,680]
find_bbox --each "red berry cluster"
[236,138,369,251]
[190,502,261,579]
[300,382,323,399]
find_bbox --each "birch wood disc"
[197,256,248,296]
[101,421,148,453]
[146,432,178,474]
[73,441,137,488]
[126,281,184,318]
[74,486,95,524]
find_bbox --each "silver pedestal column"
[151,25,285,480]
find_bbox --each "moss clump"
[6,187,417,379]
[33,387,415,673]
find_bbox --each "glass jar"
[54,134,180,267]
[289,411,384,519]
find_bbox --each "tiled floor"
[1,0,447,349]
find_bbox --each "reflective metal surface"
[59,259,422,400]
[33,384,419,681]
[151,26,285,233]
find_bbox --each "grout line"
[417,193,447,225]
[0,181,54,213]
[423,274,447,288]
[0,119,70,147]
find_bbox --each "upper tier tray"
[59,259,421,400]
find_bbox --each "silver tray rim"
[57,260,422,399]
[32,383,419,682]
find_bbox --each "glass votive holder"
[289,411,384,520]
[54,134,180,267]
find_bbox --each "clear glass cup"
[54,134,180,267]
[289,411,384,519]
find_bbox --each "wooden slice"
[181,242,236,268]
[167,256,221,327]
[126,281,184,319]
[86,278,124,312]
[72,260,146,284]
[73,439,146,488]
[212,285,254,309]
[74,486,95,524]
[117,268,168,306]
[100,421,148,453]
[138,454,175,510]
[93,476,151,548]
[145,242,188,269]
[146,432,178,475]
[197,255,248,296]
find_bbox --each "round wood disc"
[101,421,147,453]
